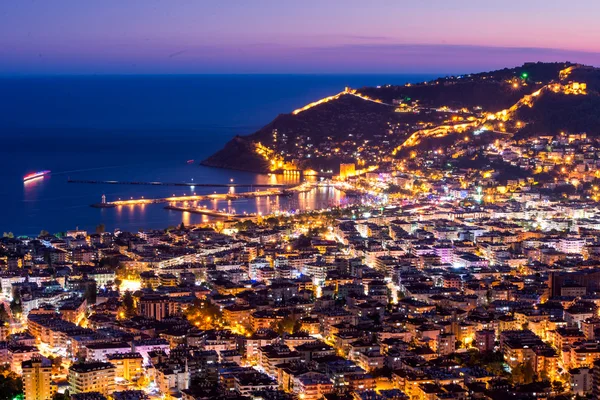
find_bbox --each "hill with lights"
[202,62,600,173]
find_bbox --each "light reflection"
[182,211,191,226]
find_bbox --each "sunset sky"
[2,0,600,74]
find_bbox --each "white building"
[249,258,270,281]
[557,237,586,254]
[85,342,131,362]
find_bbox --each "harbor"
[91,189,286,208]
[89,180,345,221]
[68,178,289,188]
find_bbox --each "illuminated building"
[339,163,356,180]
[156,364,190,397]
[258,344,301,376]
[293,373,334,400]
[475,330,495,352]
[59,297,88,325]
[85,342,132,362]
[436,333,456,356]
[22,357,55,400]
[570,367,592,396]
[107,352,143,382]
[9,345,39,374]
[137,294,176,321]
[68,362,116,396]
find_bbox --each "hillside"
[202,62,600,173]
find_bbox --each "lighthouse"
[101,194,106,204]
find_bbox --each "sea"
[0,74,438,235]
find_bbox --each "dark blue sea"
[0,74,437,235]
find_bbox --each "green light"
[521,72,528,79]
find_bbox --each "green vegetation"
[121,291,137,318]
[185,299,223,330]
[9,289,21,316]
[0,368,22,400]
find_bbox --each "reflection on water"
[19,170,345,233]
[176,185,345,217]
[181,211,191,226]
[108,185,347,229]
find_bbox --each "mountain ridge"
[202,62,600,174]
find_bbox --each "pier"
[90,181,336,212]
[164,205,250,219]
[91,188,289,208]
[69,179,288,188]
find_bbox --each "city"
[4,2,600,400]
[5,138,600,399]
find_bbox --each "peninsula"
[202,62,600,180]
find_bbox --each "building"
[107,352,144,382]
[293,373,334,400]
[9,345,39,374]
[234,371,277,396]
[475,329,495,352]
[557,237,586,254]
[22,357,55,400]
[86,342,132,362]
[156,365,190,397]
[436,333,456,356]
[570,367,592,396]
[593,359,600,400]
[137,294,176,321]
[339,163,356,180]
[69,362,116,396]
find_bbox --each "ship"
[23,170,51,182]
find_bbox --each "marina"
[68,178,289,188]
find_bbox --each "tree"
[39,230,49,237]
[99,257,120,269]
[276,315,299,335]
[512,360,535,384]
[43,251,52,266]
[292,319,303,334]
[185,299,222,329]
[265,217,279,228]
[0,305,10,324]
[551,380,564,393]
[2,232,13,239]
[83,282,97,306]
[53,393,70,400]
[95,224,105,234]
[0,367,23,400]
[121,291,136,318]
[10,288,22,316]
[179,222,185,230]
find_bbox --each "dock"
[164,205,249,219]
[90,181,332,209]
[69,179,288,188]
[91,189,286,208]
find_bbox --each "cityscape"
[4,2,600,400]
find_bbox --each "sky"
[1,0,600,74]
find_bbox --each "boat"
[23,170,51,182]
[187,159,195,164]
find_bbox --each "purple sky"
[1,0,600,74]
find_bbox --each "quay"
[69,178,289,188]
[164,205,249,219]
[91,189,288,208]
[90,181,332,208]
